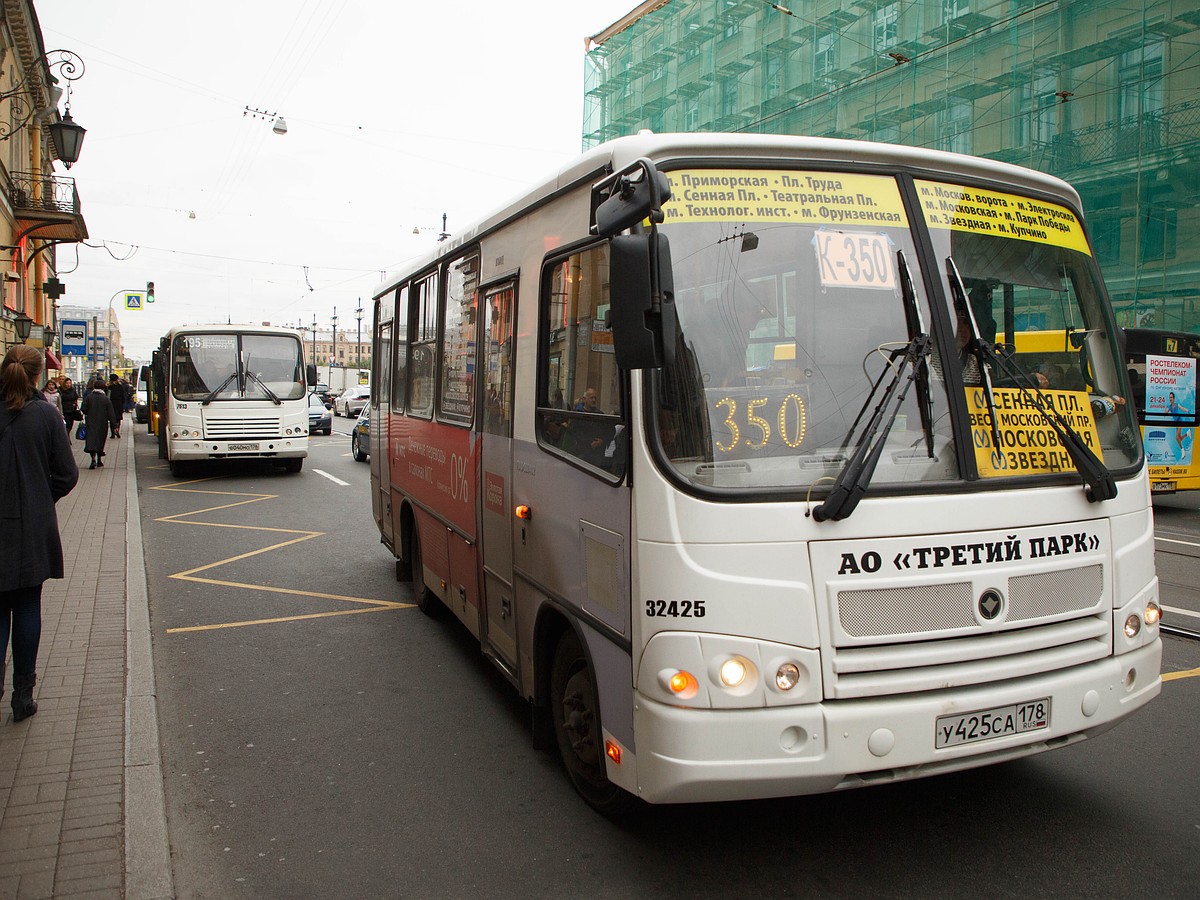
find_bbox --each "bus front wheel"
[550,629,639,816]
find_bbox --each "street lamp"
[311,314,317,367]
[13,311,33,342]
[0,50,87,166]
[355,301,363,370]
[331,306,338,381]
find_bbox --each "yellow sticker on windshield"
[967,388,1103,478]
[661,170,908,227]
[916,181,1091,256]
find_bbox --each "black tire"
[352,433,367,462]
[168,457,191,478]
[283,458,303,473]
[409,527,439,616]
[550,629,640,815]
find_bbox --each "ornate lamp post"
[330,307,338,382]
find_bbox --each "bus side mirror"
[306,364,318,387]
[592,158,671,237]
[610,231,676,370]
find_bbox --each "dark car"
[351,407,370,462]
[308,391,332,435]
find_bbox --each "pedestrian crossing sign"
[125,292,144,310]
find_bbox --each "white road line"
[1163,605,1200,621]
[313,469,349,486]
[1156,536,1200,548]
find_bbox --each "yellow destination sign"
[660,170,908,227]
[967,387,1103,478]
[916,180,1091,256]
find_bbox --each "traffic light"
[146,281,155,303]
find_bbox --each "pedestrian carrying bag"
[75,422,86,441]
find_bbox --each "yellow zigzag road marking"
[152,476,411,632]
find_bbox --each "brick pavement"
[0,424,172,899]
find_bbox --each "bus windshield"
[171,332,305,402]
[651,169,1139,493]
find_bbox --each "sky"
[36,0,642,359]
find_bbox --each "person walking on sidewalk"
[81,378,114,469]
[0,346,79,722]
[60,376,79,436]
[107,373,127,438]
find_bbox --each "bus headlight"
[1123,614,1141,639]
[775,663,802,691]
[719,657,748,687]
[1144,601,1161,627]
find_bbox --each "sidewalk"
[0,425,173,899]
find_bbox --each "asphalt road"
[134,428,1200,899]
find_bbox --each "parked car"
[337,385,371,417]
[351,407,370,462]
[307,391,332,435]
[314,382,332,405]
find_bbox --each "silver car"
[336,385,371,417]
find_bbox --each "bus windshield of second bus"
[171,331,306,403]
[648,170,1139,497]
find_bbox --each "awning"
[46,347,62,370]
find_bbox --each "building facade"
[584,0,1200,331]
[0,0,88,367]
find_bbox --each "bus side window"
[537,243,625,477]
[391,285,408,414]
[408,274,438,419]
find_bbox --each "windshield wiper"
[814,332,932,522]
[244,369,281,405]
[946,258,1116,503]
[202,371,238,405]
[946,258,1003,452]
[899,251,936,459]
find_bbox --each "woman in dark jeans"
[0,346,78,721]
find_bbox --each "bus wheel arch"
[546,621,640,815]
[403,505,440,616]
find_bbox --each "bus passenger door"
[371,319,393,548]
[479,283,518,670]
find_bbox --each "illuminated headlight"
[1123,614,1141,639]
[719,657,748,688]
[775,663,801,691]
[1144,601,1162,627]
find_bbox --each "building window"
[937,98,972,155]
[684,97,700,131]
[720,76,739,117]
[1015,70,1057,149]
[814,32,836,80]
[765,54,782,98]
[1117,41,1164,122]
[873,3,899,50]
[682,12,701,62]
[943,0,970,20]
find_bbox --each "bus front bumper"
[625,640,1161,804]
[169,438,307,460]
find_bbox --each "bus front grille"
[828,563,1109,699]
[204,417,282,439]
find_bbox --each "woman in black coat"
[80,379,114,469]
[0,346,79,721]
[59,376,79,433]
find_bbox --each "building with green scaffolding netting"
[584,0,1200,332]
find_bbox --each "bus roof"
[373,132,1086,302]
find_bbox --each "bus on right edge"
[1123,328,1199,498]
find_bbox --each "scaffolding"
[584,0,1200,331]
